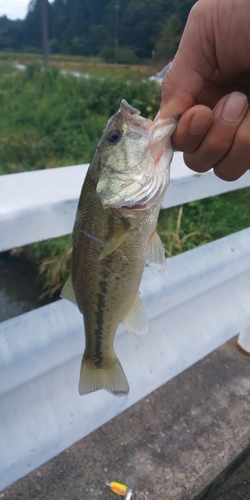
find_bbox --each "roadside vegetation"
[1,63,249,299]
[0,62,160,176]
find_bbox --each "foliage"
[157,188,250,257]
[0,64,161,175]
[156,14,183,61]
[21,187,250,300]
[0,63,162,297]
[24,236,73,298]
[0,64,249,300]
[158,205,211,257]
[0,0,197,62]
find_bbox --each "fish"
[61,99,177,397]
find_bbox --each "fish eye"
[106,129,121,144]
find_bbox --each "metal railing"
[0,152,250,491]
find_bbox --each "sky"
[0,0,30,20]
[0,0,52,20]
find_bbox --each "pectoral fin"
[99,226,131,260]
[60,274,77,306]
[146,231,166,270]
[122,293,149,336]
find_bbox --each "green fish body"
[61,100,177,397]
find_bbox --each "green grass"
[0,63,161,175]
[0,61,248,298]
[0,50,159,81]
[51,61,157,81]
[20,187,250,300]
[157,187,250,256]
[0,51,103,63]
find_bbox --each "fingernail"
[221,91,248,122]
[188,109,212,135]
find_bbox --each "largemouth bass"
[61,100,177,397]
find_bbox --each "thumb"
[159,1,217,118]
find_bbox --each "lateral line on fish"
[66,99,177,397]
[81,230,105,246]
[94,279,108,366]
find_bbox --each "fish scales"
[73,172,162,363]
[61,99,177,397]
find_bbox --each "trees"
[0,0,196,62]
[156,14,182,61]
[119,0,173,59]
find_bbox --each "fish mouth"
[120,99,152,131]
[120,99,177,153]
[98,100,177,211]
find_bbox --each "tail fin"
[78,356,129,397]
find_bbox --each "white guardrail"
[0,151,250,491]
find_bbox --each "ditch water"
[0,251,55,323]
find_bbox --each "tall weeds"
[0,63,161,175]
[1,63,249,298]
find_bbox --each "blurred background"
[0,0,249,321]
[0,0,194,63]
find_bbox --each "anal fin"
[122,293,149,337]
[146,230,166,270]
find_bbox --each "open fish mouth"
[119,99,177,173]
[119,99,151,129]
[120,99,177,144]
[96,99,177,210]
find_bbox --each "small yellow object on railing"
[106,481,128,496]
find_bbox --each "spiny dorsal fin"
[99,226,131,260]
[146,230,166,270]
[122,293,149,337]
[60,274,77,306]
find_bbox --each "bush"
[0,64,161,175]
[2,63,249,300]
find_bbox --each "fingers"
[159,0,217,118]
[172,106,214,152]
[213,106,250,181]
[173,92,249,181]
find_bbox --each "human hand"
[159,0,250,181]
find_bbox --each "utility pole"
[114,0,120,64]
[41,0,49,68]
